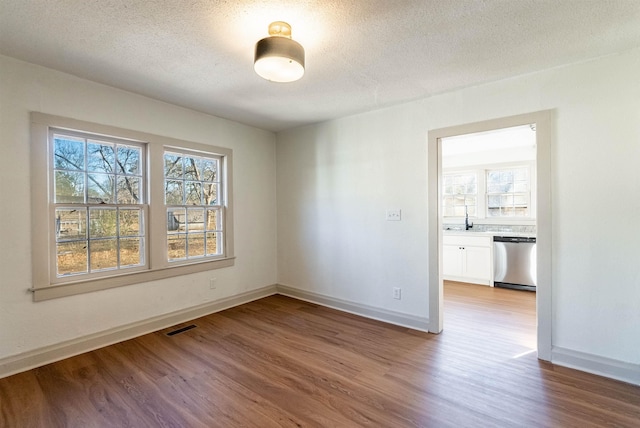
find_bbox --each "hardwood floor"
[2,283,639,427]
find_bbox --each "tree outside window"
[164,151,223,261]
[53,132,145,277]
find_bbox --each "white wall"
[277,48,640,367]
[2,46,639,381]
[277,107,430,318]
[0,55,277,361]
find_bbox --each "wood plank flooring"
[1,282,639,427]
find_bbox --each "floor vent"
[166,324,197,336]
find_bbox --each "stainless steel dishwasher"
[493,236,537,291]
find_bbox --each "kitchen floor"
[443,280,537,358]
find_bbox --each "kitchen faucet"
[465,205,473,230]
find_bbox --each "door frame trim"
[427,110,553,360]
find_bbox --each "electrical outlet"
[386,209,401,221]
[393,287,402,300]
[209,278,217,290]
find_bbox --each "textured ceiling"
[2,1,640,132]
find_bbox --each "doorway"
[427,111,552,360]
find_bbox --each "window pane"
[187,208,205,232]
[55,171,85,203]
[203,183,218,205]
[206,232,221,256]
[117,176,141,203]
[168,234,186,260]
[514,182,528,193]
[87,173,114,203]
[120,237,143,267]
[453,205,466,217]
[188,233,205,258]
[514,194,528,206]
[164,153,183,178]
[167,208,184,232]
[206,208,221,231]
[165,180,184,205]
[442,172,477,217]
[184,157,201,181]
[117,145,141,174]
[119,209,142,236]
[57,241,88,276]
[487,184,503,193]
[90,239,118,271]
[185,182,202,205]
[202,159,218,182]
[87,142,115,173]
[54,136,85,170]
[90,208,117,238]
[515,169,528,181]
[56,208,87,241]
[487,171,500,184]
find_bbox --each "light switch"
[386,209,401,221]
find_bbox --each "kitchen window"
[442,172,477,217]
[443,164,534,221]
[486,167,530,217]
[30,113,234,301]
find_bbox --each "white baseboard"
[6,284,637,388]
[0,285,277,379]
[552,346,640,386]
[276,284,430,332]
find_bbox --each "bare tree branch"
[55,152,112,200]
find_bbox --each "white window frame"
[486,165,532,219]
[163,147,225,264]
[30,113,235,301]
[50,129,149,283]
[443,161,536,224]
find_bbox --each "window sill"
[31,257,235,301]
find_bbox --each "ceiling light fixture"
[254,21,305,83]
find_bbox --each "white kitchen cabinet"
[442,234,492,285]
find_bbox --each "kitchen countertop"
[443,229,536,238]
